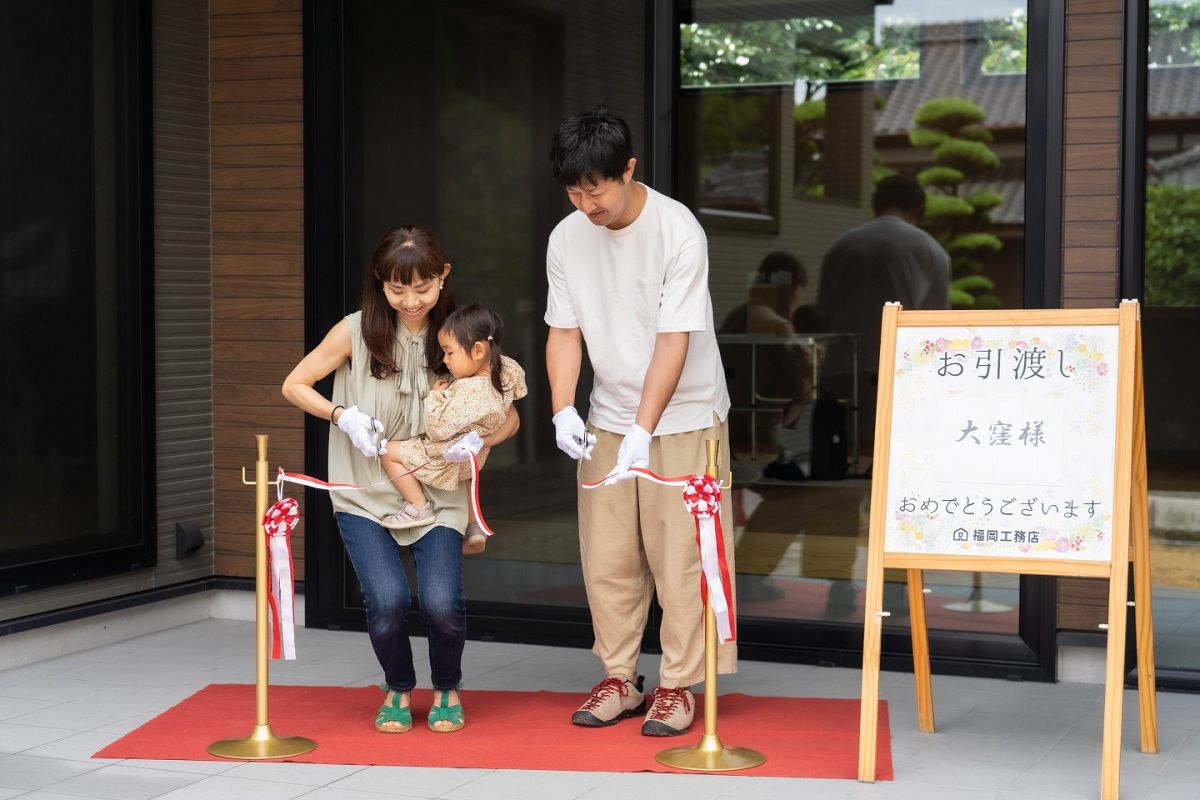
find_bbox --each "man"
[544,108,734,737]
[816,173,951,449]
[817,173,950,351]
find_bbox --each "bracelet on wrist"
[331,404,345,424]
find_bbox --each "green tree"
[680,17,920,198]
[982,11,1027,74]
[1145,183,1200,306]
[787,21,916,196]
[679,18,919,89]
[910,97,1004,309]
[680,20,800,86]
[1149,0,1200,67]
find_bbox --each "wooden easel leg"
[858,564,884,782]
[907,569,935,733]
[858,303,900,784]
[1132,546,1158,754]
[1101,301,1141,800]
[1131,326,1158,754]
[1101,561,1130,800]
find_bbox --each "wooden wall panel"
[1059,0,1124,631]
[211,4,305,579]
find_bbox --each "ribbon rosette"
[682,476,737,643]
[582,468,737,643]
[262,497,299,660]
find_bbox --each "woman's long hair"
[360,224,456,378]
[440,304,506,397]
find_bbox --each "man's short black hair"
[549,107,634,187]
[872,174,927,216]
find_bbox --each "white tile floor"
[1,616,1198,800]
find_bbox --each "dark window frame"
[0,0,155,596]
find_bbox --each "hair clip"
[486,335,494,341]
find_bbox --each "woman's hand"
[336,405,386,457]
[443,431,485,463]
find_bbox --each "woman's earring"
[439,282,444,290]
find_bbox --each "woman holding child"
[282,224,520,735]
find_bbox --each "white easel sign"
[885,325,1119,562]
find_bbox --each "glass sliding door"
[0,0,150,595]
[678,0,1056,676]
[1139,0,1200,681]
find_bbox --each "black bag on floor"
[808,389,848,480]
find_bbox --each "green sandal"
[427,688,465,732]
[375,686,413,733]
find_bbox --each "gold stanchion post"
[208,434,317,760]
[655,439,765,772]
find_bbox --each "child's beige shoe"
[462,522,488,554]
[381,501,434,530]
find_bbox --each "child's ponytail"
[441,303,506,397]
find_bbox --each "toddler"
[379,304,526,553]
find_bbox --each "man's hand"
[444,431,485,463]
[336,405,385,458]
[603,424,652,485]
[552,406,596,460]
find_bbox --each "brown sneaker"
[381,501,434,530]
[641,686,695,736]
[571,675,645,727]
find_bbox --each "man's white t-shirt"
[544,183,730,436]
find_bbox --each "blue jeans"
[335,513,465,692]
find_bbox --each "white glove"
[336,405,385,458]
[443,431,485,463]
[603,424,652,485]
[553,407,596,460]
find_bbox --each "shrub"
[910,96,1005,309]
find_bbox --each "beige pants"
[578,413,737,688]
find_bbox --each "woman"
[282,224,518,734]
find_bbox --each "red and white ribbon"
[682,476,736,643]
[276,462,495,537]
[276,469,363,493]
[580,466,693,489]
[466,452,494,537]
[262,496,299,660]
[582,468,736,643]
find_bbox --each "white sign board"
[884,325,1119,561]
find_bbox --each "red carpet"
[95,685,892,780]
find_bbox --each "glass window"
[1143,0,1200,674]
[679,0,1028,634]
[335,1,646,617]
[0,0,148,593]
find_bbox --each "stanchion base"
[208,724,317,760]
[943,598,1013,614]
[655,734,766,772]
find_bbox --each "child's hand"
[433,379,450,391]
